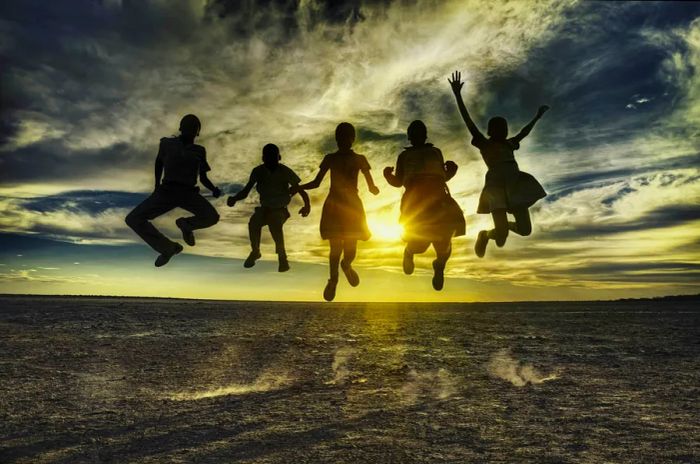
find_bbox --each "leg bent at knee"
[124,213,138,229]
[210,211,220,225]
[494,230,508,247]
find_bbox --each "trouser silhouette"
[249,207,289,255]
[125,184,219,254]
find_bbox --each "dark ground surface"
[0,295,698,463]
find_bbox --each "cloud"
[20,190,147,214]
[0,1,699,297]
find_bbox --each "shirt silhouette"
[227,143,310,272]
[301,122,379,302]
[384,120,465,291]
[125,114,221,267]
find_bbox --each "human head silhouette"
[179,114,201,138]
[487,116,508,140]
[262,143,281,168]
[335,122,355,151]
[407,120,427,146]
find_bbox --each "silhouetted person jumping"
[449,71,548,257]
[227,143,310,272]
[384,120,465,290]
[125,114,221,267]
[301,122,379,301]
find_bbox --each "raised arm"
[448,71,484,140]
[511,105,550,144]
[226,171,256,207]
[299,163,329,190]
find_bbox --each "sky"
[0,0,699,302]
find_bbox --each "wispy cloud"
[0,1,698,298]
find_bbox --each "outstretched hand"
[445,160,458,175]
[383,166,394,178]
[211,186,222,198]
[448,71,464,94]
[299,204,310,217]
[369,185,380,195]
[537,105,550,117]
[226,196,237,207]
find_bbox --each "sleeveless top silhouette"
[319,149,371,241]
[471,135,546,213]
[395,144,465,242]
[158,137,210,188]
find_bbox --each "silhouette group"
[125,71,549,301]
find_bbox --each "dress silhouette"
[384,120,465,290]
[227,143,310,272]
[125,114,221,267]
[301,122,379,301]
[449,71,548,257]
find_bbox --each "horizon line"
[1,292,698,305]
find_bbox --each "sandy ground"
[0,295,698,463]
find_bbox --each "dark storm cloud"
[19,190,148,214]
[1,0,696,186]
[540,263,700,285]
[207,0,393,29]
[564,261,700,276]
[17,185,244,215]
[543,153,700,204]
[451,1,700,151]
[541,204,700,240]
[0,142,150,184]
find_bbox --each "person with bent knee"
[125,114,221,267]
[301,122,380,302]
[384,120,465,291]
[227,143,310,272]
[449,71,548,257]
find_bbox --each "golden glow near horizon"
[0,1,699,300]
[367,215,405,242]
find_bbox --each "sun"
[367,215,404,241]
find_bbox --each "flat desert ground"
[1,296,698,463]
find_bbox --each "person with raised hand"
[301,122,379,301]
[449,71,548,258]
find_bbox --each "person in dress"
[383,120,465,291]
[125,114,221,267]
[227,143,310,272]
[301,122,379,301]
[448,71,549,257]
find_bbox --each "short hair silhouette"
[125,113,221,267]
[487,116,508,140]
[407,120,427,144]
[262,143,281,163]
[335,122,355,150]
[179,114,201,137]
